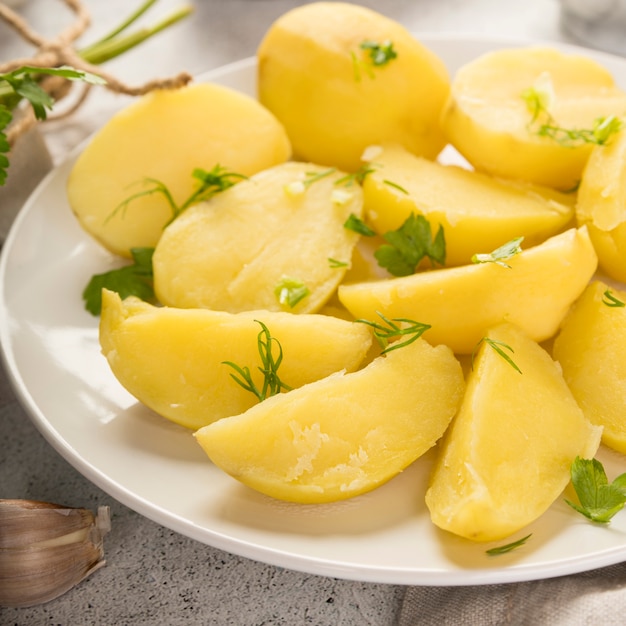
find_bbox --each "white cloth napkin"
[399,562,626,625]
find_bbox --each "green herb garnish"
[328,258,349,268]
[602,289,626,308]
[374,213,445,276]
[274,277,310,308]
[472,337,522,374]
[344,213,376,236]
[522,79,623,146]
[486,534,532,556]
[355,311,431,354]
[107,164,246,225]
[0,66,106,185]
[82,246,155,315]
[471,237,524,268]
[335,164,376,187]
[566,457,626,523]
[352,39,398,81]
[383,179,409,194]
[222,320,292,402]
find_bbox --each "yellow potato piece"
[553,280,626,453]
[338,227,597,354]
[576,129,626,282]
[362,144,575,266]
[425,322,602,542]
[441,46,626,190]
[195,337,464,503]
[99,289,372,430]
[257,2,450,172]
[153,162,363,313]
[67,83,291,257]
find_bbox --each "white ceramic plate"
[3,35,626,586]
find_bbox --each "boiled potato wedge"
[338,227,597,353]
[362,144,574,266]
[425,323,602,542]
[441,46,626,190]
[195,337,464,503]
[257,2,449,172]
[553,281,626,454]
[576,129,626,282]
[153,162,363,313]
[99,289,372,430]
[67,83,291,257]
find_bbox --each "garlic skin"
[0,499,111,608]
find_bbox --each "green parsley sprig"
[222,320,292,402]
[82,246,155,315]
[566,457,626,523]
[355,311,431,354]
[374,213,446,276]
[352,39,398,81]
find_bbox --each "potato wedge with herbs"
[153,161,363,314]
[425,322,602,542]
[441,46,626,190]
[257,2,450,172]
[553,281,626,454]
[67,83,291,258]
[576,129,626,283]
[362,144,575,266]
[338,227,597,354]
[195,336,464,504]
[99,289,372,430]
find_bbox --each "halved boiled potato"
[67,83,291,257]
[553,280,626,453]
[99,289,372,429]
[153,161,363,313]
[257,2,450,172]
[441,46,626,190]
[338,227,597,353]
[576,129,626,282]
[195,337,464,503]
[425,322,602,542]
[362,144,574,266]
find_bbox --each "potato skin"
[257,2,450,172]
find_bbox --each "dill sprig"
[355,311,431,354]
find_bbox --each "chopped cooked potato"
[362,143,575,266]
[67,83,291,257]
[195,337,464,503]
[257,2,450,172]
[425,323,602,542]
[338,227,597,354]
[99,289,372,429]
[153,161,363,314]
[576,129,626,282]
[441,46,626,189]
[553,281,626,453]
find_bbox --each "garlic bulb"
[0,499,111,608]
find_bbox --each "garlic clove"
[0,499,111,608]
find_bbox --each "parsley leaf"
[374,213,445,276]
[82,247,155,315]
[566,457,626,523]
[0,106,12,186]
[344,213,376,237]
[360,40,398,67]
